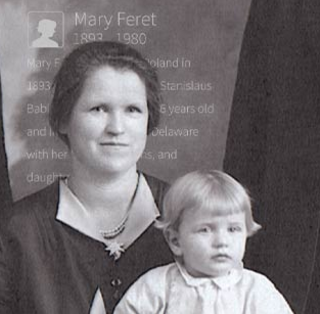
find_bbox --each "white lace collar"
[176,261,243,290]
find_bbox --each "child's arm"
[114,265,170,314]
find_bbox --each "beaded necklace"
[100,173,140,260]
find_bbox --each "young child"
[114,170,294,314]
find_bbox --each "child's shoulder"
[242,268,273,281]
[135,263,178,285]
[119,263,178,304]
[241,268,279,291]
[241,269,294,313]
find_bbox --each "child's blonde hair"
[156,170,261,236]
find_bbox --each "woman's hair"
[156,170,261,237]
[49,41,162,145]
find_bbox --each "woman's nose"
[105,112,125,135]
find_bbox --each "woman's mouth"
[100,142,129,147]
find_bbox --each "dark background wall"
[224,1,320,313]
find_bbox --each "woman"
[0,41,172,313]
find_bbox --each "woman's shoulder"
[143,172,169,190]
[4,182,60,232]
[142,172,170,209]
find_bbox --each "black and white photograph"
[0,1,319,313]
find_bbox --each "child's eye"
[228,226,242,233]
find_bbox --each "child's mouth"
[212,254,230,262]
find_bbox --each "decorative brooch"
[104,241,125,260]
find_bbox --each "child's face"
[172,208,247,278]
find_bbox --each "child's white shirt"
[114,262,294,314]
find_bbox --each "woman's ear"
[165,229,183,257]
[58,121,68,134]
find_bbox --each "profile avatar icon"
[32,19,59,48]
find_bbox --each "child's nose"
[213,231,229,248]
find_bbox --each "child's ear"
[165,229,183,257]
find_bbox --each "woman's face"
[61,65,148,178]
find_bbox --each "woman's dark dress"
[0,174,172,314]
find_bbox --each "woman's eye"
[90,106,104,112]
[127,105,142,113]
[197,227,210,233]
